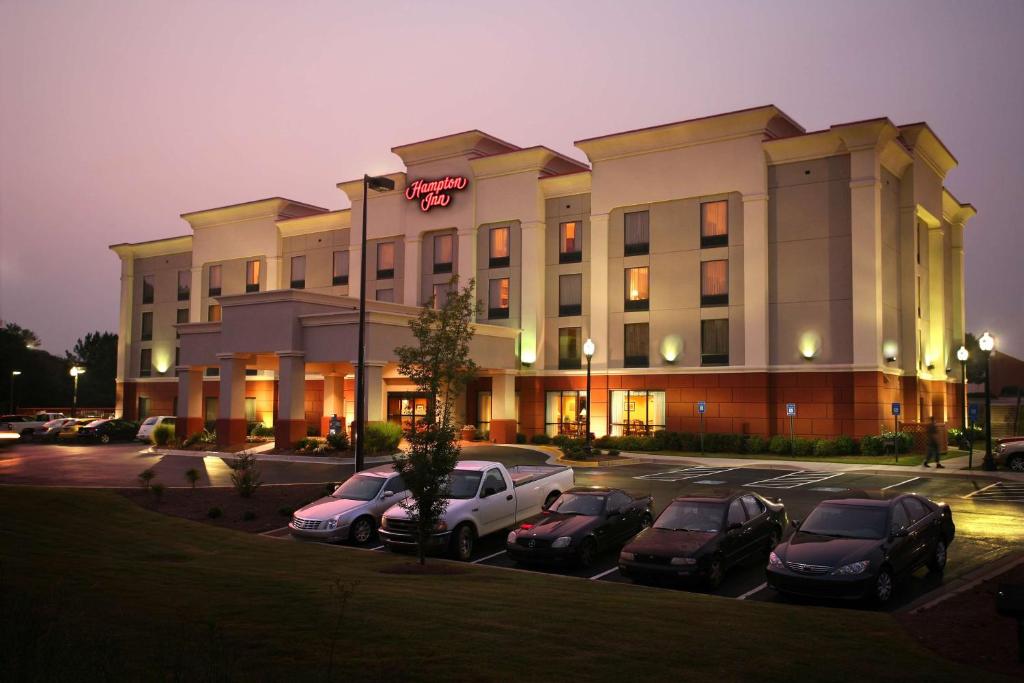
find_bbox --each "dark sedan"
[619,492,787,588]
[506,487,654,568]
[766,494,955,605]
[77,419,139,444]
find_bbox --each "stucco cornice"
[539,171,592,198]
[391,130,520,166]
[470,146,589,180]
[336,172,407,204]
[109,234,193,260]
[217,289,360,309]
[942,188,978,226]
[181,197,327,230]
[276,209,351,238]
[899,123,958,178]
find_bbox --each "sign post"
[968,403,979,470]
[697,401,706,456]
[891,402,901,463]
[786,403,797,454]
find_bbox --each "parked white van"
[136,416,176,443]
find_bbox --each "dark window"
[208,264,222,297]
[607,491,630,513]
[700,200,728,248]
[727,499,747,526]
[205,367,219,377]
[741,495,765,519]
[700,260,728,306]
[891,503,910,532]
[558,327,582,370]
[558,274,582,317]
[432,283,451,310]
[376,288,394,302]
[433,234,453,274]
[481,468,507,496]
[142,275,154,304]
[376,242,395,279]
[624,323,649,368]
[176,308,189,324]
[333,250,349,286]
[290,255,306,289]
[245,259,260,293]
[489,227,510,268]
[902,497,930,525]
[384,475,408,495]
[177,270,191,301]
[701,319,728,366]
[488,278,509,319]
[624,266,649,311]
[559,221,582,263]
[140,312,153,341]
[139,348,152,377]
[624,211,649,256]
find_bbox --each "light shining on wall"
[660,334,683,363]
[798,332,821,360]
[153,350,171,375]
[882,340,898,363]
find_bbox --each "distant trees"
[66,332,118,408]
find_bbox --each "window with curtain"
[142,275,154,304]
[624,211,650,255]
[559,274,582,316]
[701,318,729,365]
[377,288,394,303]
[140,312,153,341]
[333,250,349,286]
[700,260,728,306]
[208,304,222,322]
[624,266,649,311]
[489,226,510,267]
[700,200,728,248]
[609,390,666,436]
[176,308,188,338]
[558,327,582,370]
[433,234,453,273]
[376,242,395,279]
[246,259,260,293]
[208,264,222,296]
[488,278,510,319]
[177,270,190,301]
[432,283,453,309]
[204,397,218,423]
[624,322,649,367]
[290,255,306,289]
[545,390,588,437]
[139,348,152,377]
[559,221,582,263]
[477,391,492,433]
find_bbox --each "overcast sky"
[1,0,1022,358]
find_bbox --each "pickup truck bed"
[508,465,571,487]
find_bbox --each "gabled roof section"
[277,209,352,238]
[110,234,193,259]
[391,130,520,166]
[180,197,328,229]
[469,146,589,180]
[898,123,958,178]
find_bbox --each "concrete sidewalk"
[149,442,396,467]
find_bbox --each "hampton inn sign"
[404,175,469,211]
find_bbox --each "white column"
[349,244,362,301]
[742,194,770,368]
[928,226,947,378]
[276,352,306,423]
[491,372,516,419]
[520,220,546,368]
[116,255,135,384]
[189,266,202,322]
[363,362,385,422]
[175,366,203,435]
[322,373,346,433]
[457,228,476,305]
[216,353,248,445]
[588,213,609,370]
[849,149,883,368]
[404,237,422,306]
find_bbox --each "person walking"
[922,416,944,468]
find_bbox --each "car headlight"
[670,556,697,566]
[551,536,572,549]
[506,531,518,544]
[768,551,783,567]
[380,517,389,529]
[619,551,635,561]
[832,560,870,575]
[432,521,448,533]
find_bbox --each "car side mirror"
[381,491,394,499]
[482,487,497,498]
[790,519,802,529]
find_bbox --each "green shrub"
[530,433,551,445]
[242,510,257,521]
[859,435,884,455]
[676,432,700,452]
[833,435,856,455]
[813,439,837,457]
[183,429,215,448]
[607,448,620,456]
[792,438,815,456]
[746,435,768,454]
[768,435,790,455]
[515,432,527,444]
[151,424,174,447]
[207,506,223,519]
[326,430,349,451]
[306,424,321,437]
[138,468,156,490]
[229,453,262,498]
[251,424,275,438]
[150,482,166,502]
[295,437,320,452]
[364,422,402,453]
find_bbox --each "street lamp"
[582,338,596,458]
[978,332,996,470]
[956,345,969,432]
[10,370,21,412]
[70,366,85,415]
[354,173,396,473]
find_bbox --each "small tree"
[185,468,200,491]
[392,277,479,564]
[138,468,156,490]
[230,453,262,498]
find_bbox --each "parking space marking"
[472,550,507,564]
[736,582,767,600]
[693,479,727,485]
[963,481,1001,498]
[633,466,738,482]
[259,526,290,536]
[589,567,620,581]
[964,482,1024,503]
[882,477,920,490]
[744,470,844,489]
[369,545,385,551]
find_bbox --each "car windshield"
[654,501,725,532]
[142,417,158,426]
[800,504,889,540]
[446,470,484,499]
[332,475,385,501]
[548,493,606,516]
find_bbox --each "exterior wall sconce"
[520,349,536,368]
[798,332,821,361]
[660,334,682,364]
[926,363,935,371]
[882,340,898,364]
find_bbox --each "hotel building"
[110,105,976,448]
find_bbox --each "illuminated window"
[177,270,190,301]
[245,397,257,424]
[477,391,492,433]
[208,304,222,322]
[142,275,154,304]
[610,390,666,436]
[624,267,649,311]
[624,211,649,256]
[488,278,510,319]
[139,348,152,378]
[208,264,222,296]
[376,288,394,302]
[700,201,728,248]
[624,323,649,367]
[545,390,588,437]
[377,242,395,279]
[700,260,728,306]
[246,259,260,293]
[290,255,306,289]
[140,312,153,341]
[701,319,729,366]
[433,234,453,274]
[489,227,510,268]
[432,283,452,309]
[559,221,582,263]
[333,251,349,286]
[917,275,922,318]
[558,327,582,370]
[559,274,582,316]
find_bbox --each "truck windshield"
[654,502,725,532]
[549,493,605,516]
[447,470,483,499]
[331,475,385,501]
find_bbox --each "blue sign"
[786,403,797,417]
[697,401,706,414]
[969,404,979,420]
[891,402,901,416]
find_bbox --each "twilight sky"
[1,0,1022,357]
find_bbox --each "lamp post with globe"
[582,338,595,458]
[978,332,995,471]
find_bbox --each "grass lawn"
[633,450,929,467]
[0,486,1001,682]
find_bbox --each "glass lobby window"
[246,259,261,293]
[489,226,510,268]
[488,278,510,319]
[624,266,649,311]
[559,273,582,316]
[624,322,649,367]
[700,200,728,248]
[142,275,155,304]
[376,288,394,302]
[333,250,349,286]
[701,318,729,366]
[545,390,588,437]
[558,327,582,370]
[433,234,453,274]
[290,255,306,289]
[139,348,152,377]
[177,270,190,301]
[376,242,395,279]
[559,221,582,263]
[624,210,650,256]
[140,312,153,341]
[609,390,666,436]
[477,391,492,433]
[700,260,728,306]
[208,264,222,296]
[208,303,222,322]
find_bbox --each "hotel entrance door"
[387,392,431,431]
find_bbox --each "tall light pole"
[582,338,595,458]
[70,366,85,416]
[978,331,996,471]
[956,345,969,433]
[354,174,396,473]
[10,370,21,412]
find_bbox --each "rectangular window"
[208,264,222,297]
[489,226,510,268]
[559,221,582,263]
[545,390,588,437]
[433,234,453,274]
[558,327,582,370]
[139,348,152,377]
[376,288,394,302]
[488,278,510,319]
[138,396,151,421]
[332,250,349,286]
[609,390,666,436]
[700,260,728,306]
[245,397,257,424]
[142,274,155,304]
[624,266,649,311]
[208,304,222,322]
[377,242,395,279]
[176,308,188,338]
[432,283,451,310]
[204,397,218,423]
[624,211,650,256]
[701,318,729,366]
[624,322,649,367]
[140,312,153,341]
[290,255,306,289]
[246,259,260,293]
[477,391,492,433]
[177,270,191,301]
[700,200,728,248]
[916,275,922,318]
[558,273,582,316]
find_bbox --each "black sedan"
[77,419,139,444]
[619,492,787,588]
[766,494,955,605]
[506,487,654,568]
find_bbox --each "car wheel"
[640,513,654,530]
[543,491,560,510]
[450,524,475,562]
[20,429,33,440]
[872,568,895,605]
[927,540,948,574]
[349,517,374,545]
[100,434,110,444]
[577,537,597,569]
[705,556,724,590]
[1009,455,1024,473]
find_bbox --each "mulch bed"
[897,559,1024,678]
[118,484,332,533]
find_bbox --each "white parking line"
[589,567,620,580]
[369,545,385,551]
[964,481,1003,498]
[745,471,844,489]
[633,466,738,482]
[736,582,767,600]
[259,526,290,536]
[882,477,920,490]
[472,550,507,564]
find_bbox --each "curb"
[148,446,397,466]
[901,551,1024,614]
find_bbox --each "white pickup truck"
[379,460,574,561]
[0,412,66,439]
